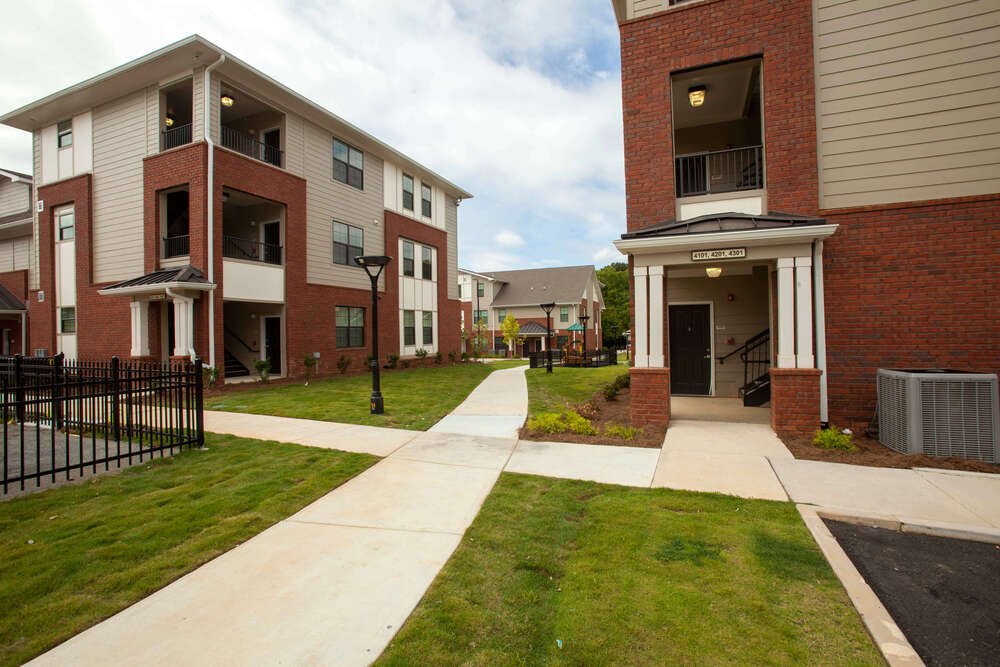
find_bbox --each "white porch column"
[776,258,796,368]
[795,256,814,368]
[541,336,546,351]
[171,293,194,358]
[813,240,829,423]
[648,266,665,367]
[129,300,150,357]
[633,266,648,367]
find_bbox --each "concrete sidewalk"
[29,366,529,667]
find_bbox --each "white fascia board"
[97,281,217,297]
[0,169,30,184]
[614,224,839,254]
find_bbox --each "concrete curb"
[911,467,1000,479]
[805,505,1000,545]
[797,505,924,667]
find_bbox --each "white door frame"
[667,300,715,396]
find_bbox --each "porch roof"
[0,284,26,312]
[620,211,826,240]
[519,321,548,335]
[98,265,216,297]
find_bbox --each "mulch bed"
[825,520,1000,666]
[779,431,1000,474]
[519,387,667,448]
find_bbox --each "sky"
[0,0,628,272]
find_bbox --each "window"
[332,138,363,189]
[403,310,415,346]
[498,310,506,323]
[421,183,432,217]
[421,246,432,280]
[57,120,73,148]
[494,336,507,351]
[57,210,75,241]
[477,282,484,298]
[402,240,414,276]
[557,335,568,348]
[59,307,76,334]
[335,306,365,348]
[422,311,433,345]
[458,283,462,298]
[402,174,414,211]
[474,310,488,325]
[560,306,569,322]
[333,221,363,266]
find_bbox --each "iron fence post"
[194,357,204,447]
[14,354,23,423]
[53,353,65,430]
[110,356,121,442]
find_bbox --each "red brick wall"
[822,195,1000,427]
[384,210,461,362]
[0,270,27,302]
[770,368,821,435]
[0,317,23,354]
[630,367,671,426]
[619,0,818,232]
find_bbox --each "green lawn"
[378,474,879,665]
[207,363,499,430]
[525,364,625,415]
[0,434,376,666]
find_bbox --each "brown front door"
[669,304,711,395]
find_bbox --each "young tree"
[501,313,521,358]
[597,262,629,349]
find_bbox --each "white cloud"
[494,230,525,248]
[592,246,622,265]
[0,0,626,269]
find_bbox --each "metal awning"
[98,265,216,297]
[566,322,584,332]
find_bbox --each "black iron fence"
[221,126,283,168]
[528,348,617,369]
[2,355,204,495]
[675,145,764,198]
[163,235,190,258]
[223,235,282,265]
[161,123,193,151]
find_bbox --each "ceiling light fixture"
[688,85,707,107]
[705,266,722,278]
[220,94,235,107]
[164,114,175,128]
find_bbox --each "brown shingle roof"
[483,265,596,307]
[0,284,26,311]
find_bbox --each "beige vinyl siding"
[0,236,33,273]
[284,112,306,177]
[0,181,29,217]
[302,119,384,292]
[91,90,146,283]
[145,86,159,155]
[445,196,458,300]
[31,133,41,289]
[192,66,205,141]
[208,76,220,143]
[814,0,1000,209]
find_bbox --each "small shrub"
[435,351,443,364]
[387,354,399,369]
[201,365,219,387]
[401,359,410,369]
[415,348,428,361]
[614,372,631,389]
[605,423,639,440]
[365,354,375,372]
[448,351,457,363]
[813,425,856,452]
[303,355,317,385]
[253,359,271,383]
[603,384,619,401]
[337,355,351,374]
[461,352,469,361]
[525,411,597,436]
[563,411,598,435]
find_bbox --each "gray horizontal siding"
[445,196,458,300]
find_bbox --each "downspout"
[204,54,226,370]
[813,239,829,425]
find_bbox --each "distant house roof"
[519,321,548,335]
[477,265,600,308]
[98,265,215,296]
[0,284,26,312]
[620,212,826,240]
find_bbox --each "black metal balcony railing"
[162,235,190,259]
[220,126,283,168]
[160,123,193,151]
[223,235,282,265]
[675,145,764,198]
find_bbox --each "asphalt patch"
[825,519,1000,666]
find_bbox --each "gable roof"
[478,265,600,308]
[621,211,826,240]
[0,284,26,311]
[98,265,215,296]
[519,321,548,335]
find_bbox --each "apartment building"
[0,169,32,354]
[610,0,999,433]
[458,266,604,356]
[0,35,470,380]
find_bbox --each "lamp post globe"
[539,302,555,374]
[354,255,392,414]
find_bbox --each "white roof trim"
[614,224,838,254]
[98,281,217,297]
[0,169,30,184]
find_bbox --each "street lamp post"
[355,255,393,414]
[579,306,590,367]
[539,302,555,374]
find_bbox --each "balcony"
[223,235,282,265]
[160,123,192,151]
[220,126,283,168]
[675,145,764,198]
[163,235,190,259]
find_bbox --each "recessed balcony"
[219,84,285,169]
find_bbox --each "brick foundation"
[630,367,670,427]
[770,367,822,435]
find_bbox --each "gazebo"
[566,322,584,350]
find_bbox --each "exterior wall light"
[688,85,707,107]
[220,95,235,107]
[706,267,722,278]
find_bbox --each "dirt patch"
[779,431,1000,474]
[519,387,666,448]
